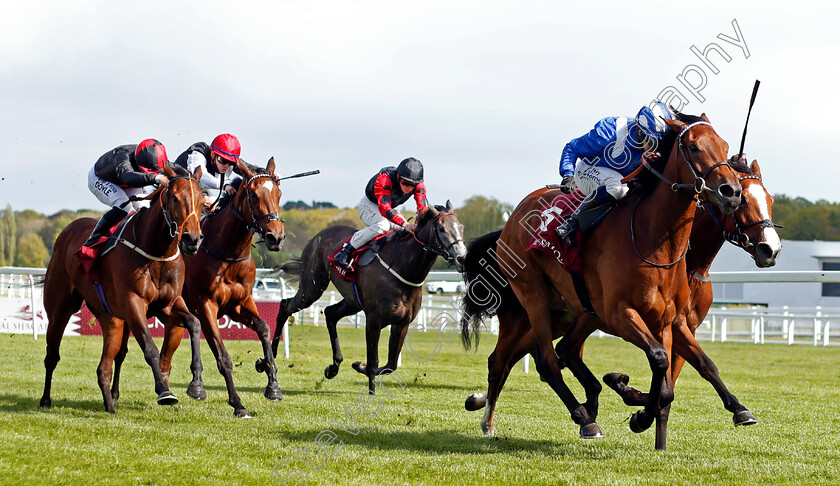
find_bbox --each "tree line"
[2,194,838,268]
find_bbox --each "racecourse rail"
[4,268,840,365]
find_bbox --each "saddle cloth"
[76,211,137,284]
[327,232,391,283]
[524,190,586,273]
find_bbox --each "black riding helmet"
[397,157,424,184]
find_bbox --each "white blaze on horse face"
[260,179,275,193]
[453,224,467,257]
[746,184,782,252]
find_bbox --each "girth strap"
[571,272,599,318]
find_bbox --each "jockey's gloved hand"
[560,175,575,194]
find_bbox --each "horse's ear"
[163,165,176,178]
[445,199,454,212]
[700,113,711,123]
[192,166,203,182]
[266,157,276,177]
[663,118,687,132]
[236,159,255,180]
[750,159,762,179]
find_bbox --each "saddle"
[327,231,391,283]
[77,211,138,284]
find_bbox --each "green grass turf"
[1,325,838,485]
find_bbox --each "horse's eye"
[689,144,700,153]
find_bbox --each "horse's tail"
[271,259,302,283]
[460,230,519,351]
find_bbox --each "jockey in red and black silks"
[333,157,429,268]
[82,139,170,250]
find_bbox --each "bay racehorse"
[156,158,285,418]
[462,157,781,449]
[40,165,205,413]
[461,114,743,449]
[602,158,781,433]
[260,203,466,394]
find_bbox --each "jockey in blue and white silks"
[555,101,674,245]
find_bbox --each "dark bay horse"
[461,115,743,449]
[261,203,466,394]
[462,158,781,449]
[41,165,205,413]
[156,158,286,418]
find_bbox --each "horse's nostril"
[756,243,774,260]
[718,184,736,199]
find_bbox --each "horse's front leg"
[197,301,250,418]
[110,321,130,401]
[157,297,205,401]
[123,297,177,405]
[353,317,383,395]
[229,297,282,401]
[376,322,409,375]
[672,315,756,426]
[608,306,673,449]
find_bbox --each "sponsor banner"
[73,301,285,341]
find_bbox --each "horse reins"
[376,212,463,287]
[409,212,464,267]
[630,121,730,268]
[229,173,281,241]
[119,175,201,261]
[643,121,731,196]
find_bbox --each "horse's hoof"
[629,411,650,433]
[603,372,630,390]
[264,386,283,402]
[234,409,253,419]
[39,398,51,409]
[111,391,120,402]
[157,391,179,406]
[480,421,495,436]
[465,393,486,411]
[580,422,605,439]
[351,361,367,375]
[187,384,207,401]
[255,358,267,374]
[324,364,340,379]
[733,410,757,426]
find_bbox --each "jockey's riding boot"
[334,242,356,268]
[555,217,580,247]
[82,207,127,248]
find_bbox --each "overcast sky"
[2,0,838,215]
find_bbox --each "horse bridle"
[230,173,281,240]
[160,175,202,238]
[411,212,464,266]
[699,173,783,250]
[645,121,732,196]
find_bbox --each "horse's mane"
[632,110,706,193]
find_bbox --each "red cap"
[210,134,241,163]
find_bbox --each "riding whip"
[738,79,760,157]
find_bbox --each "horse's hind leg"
[264,267,330,369]
[40,289,83,409]
[110,324,130,401]
[323,299,359,379]
[553,314,603,422]
[478,312,530,436]
[230,297,282,401]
